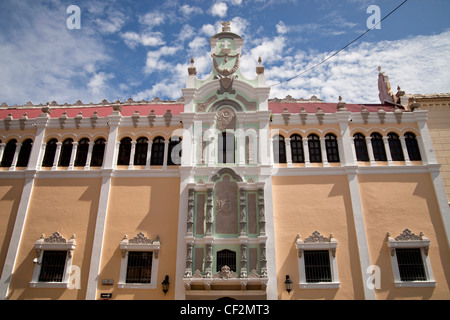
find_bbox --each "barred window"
[273,135,286,164]
[38,251,67,283]
[396,248,427,282]
[388,133,404,161]
[168,136,182,166]
[304,250,332,283]
[325,134,340,163]
[353,133,369,161]
[308,134,322,163]
[219,132,235,164]
[217,249,236,272]
[290,134,304,163]
[126,251,153,284]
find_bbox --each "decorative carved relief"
[213,265,238,279]
[304,231,331,243]
[216,107,236,131]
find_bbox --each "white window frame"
[296,232,339,289]
[118,232,161,289]
[30,232,76,288]
[387,229,435,288]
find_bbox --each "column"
[238,124,246,166]
[258,188,266,236]
[68,142,78,170]
[285,138,293,167]
[0,143,5,166]
[84,142,95,170]
[303,138,311,167]
[239,188,246,236]
[129,141,136,170]
[383,136,393,166]
[162,140,169,170]
[399,136,411,166]
[206,188,213,236]
[240,244,247,278]
[320,137,329,167]
[9,142,22,171]
[52,142,62,170]
[186,189,194,237]
[365,137,376,166]
[145,140,153,169]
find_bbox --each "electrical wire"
[270,0,409,87]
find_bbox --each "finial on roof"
[188,57,197,75]
[220,20,231,32]
[256,57,265,75]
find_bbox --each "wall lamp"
[284,275,293,294]
[162,275,170,295]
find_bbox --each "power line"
[270,0,409,87]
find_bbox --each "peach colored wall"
[98,177,180,300]
[0,179,24,277]
[272,175,365,300]
[7,178,101,300]
[359,173,450,300]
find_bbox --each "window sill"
[29,281,69,288]
[117,283,157,289]
[299,282,340,289]
[394,280,436,288]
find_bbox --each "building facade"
[0,22,449,300]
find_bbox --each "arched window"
[388,133,404,161]
[91,138,106,167]
[290,134,304,163]
[325,134,340,163]
[371,133,387,161]
[17,139,33,167]
[1,139,17,167]
[75,138,89,167]
[308,134,322,163]
[117,137,132,166]
[353,133,369,162]
[42,139,57,167]
[59,139,73,167]
[273,135,286,164]
[134,137,148,166]
[150,137,165,165]
[404,132,422,161]
[168,136,182,166]
[216,249,236,272]
[219,132,235,164]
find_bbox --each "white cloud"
[139,11,166,29]
[179,4,203,16]
[88,72,115,95]
[144,46,181,74]
[210,2,228,18]
[120,31,165,49]
[94,9,127,34]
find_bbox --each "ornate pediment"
[213,266,238,280]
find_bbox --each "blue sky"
[0,0,449,106]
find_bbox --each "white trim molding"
[386,229,435,288]
[296,232,340,289]
[118,232,161,289]
[30,232,76,288]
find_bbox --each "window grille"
[304,250,332,283]
[405,132,422,161]
[216,249,236,272]
[325,134,340,163]
[272,135,286,164]
[126,251,153,284]
[371,133,387,161]
[151,137,165,165]
[168,137,182,166]
[388,133,404,161]
[396,248,427,281]
[308,135,322,163]
[219,132,235,164]
[16,139,33,167]
[38,251,67,282]
[353,133,369,161]
[290,134,304,163]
